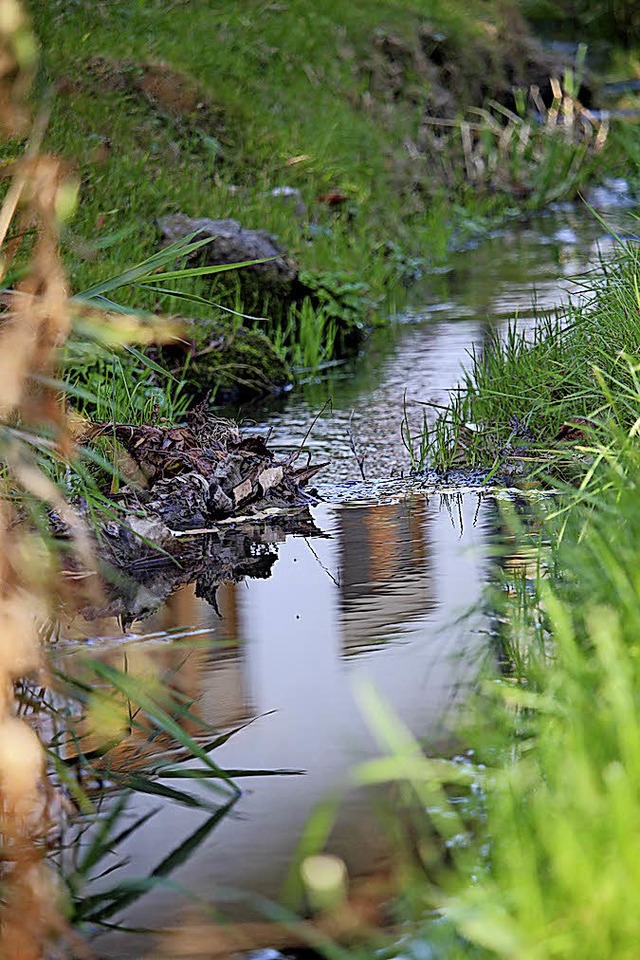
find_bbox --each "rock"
[159,214,299,299]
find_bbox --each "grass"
[273,241,640,960]
[289,330,640,960]
[414,234,640,479]
[426,387,640,958]
[18,0,625,395]
[0,0,623,420]
[30,0,455,315]
[39,650,296,935]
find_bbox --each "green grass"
[24,650,248,932]
[294,355,640,960]
[5,0,626,409]
[26,1,609,330]
[415,237,640,479]
[31,0,455,299]
[428,388,640,958]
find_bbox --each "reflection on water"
[240,204,632,487]
[64,495,495,954]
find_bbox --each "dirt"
[78,56,234,146]
[360,9,592,118]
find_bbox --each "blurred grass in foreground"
[352,347,640,957]
[0,4,270,955]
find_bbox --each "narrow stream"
[249,195,628,490]
[62,189,635,955]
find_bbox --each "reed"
[0,2,80,952]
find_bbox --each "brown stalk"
[0,3,94,956]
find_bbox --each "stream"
[61,187,635,957]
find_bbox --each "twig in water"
[304,538,341,588]
[289,398,332,467]
[347,410,367,481]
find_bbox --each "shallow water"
[73,495,494,954]
[247,200,628,490]
[64,193,636,954]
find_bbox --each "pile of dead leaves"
[86,401,324,533]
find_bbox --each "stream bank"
[27,0,640,411]
[3,4,640,956]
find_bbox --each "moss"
[159,319,292,403]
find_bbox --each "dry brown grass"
[419,76,608,200]
[0,4,174,955]
[0,3,74,953]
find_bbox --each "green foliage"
[286,298,339,372]
[430,393,640,958]
[33,655,238,927]
[299,270,375,338]
[26,0,618,385]
[520,0,640,46]
[67,351,190,427]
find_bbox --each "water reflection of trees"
[338,500,435,653]
[60,495,492,740]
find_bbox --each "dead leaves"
[258,464,284,493]
[87,400,324,531]
[554,417,597,443]
[232,477,253,505]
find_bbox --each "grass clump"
[431,402,640,958]
[416,237,640,479]
[43,653,262,935]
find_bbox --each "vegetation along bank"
[26,0,640,416]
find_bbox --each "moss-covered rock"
[160,317,292,403]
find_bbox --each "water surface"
[248,200,630,488]
[65,494,494,955]
[63,194,636,954]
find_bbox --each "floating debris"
[87,400,324,532]
[74,402,327,624]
